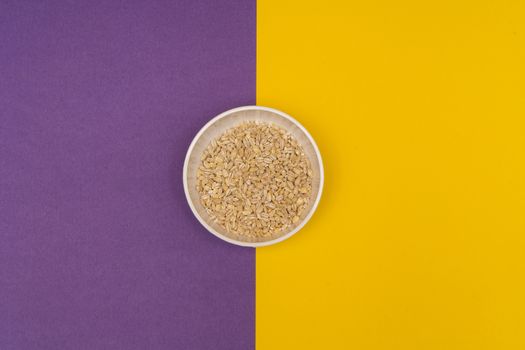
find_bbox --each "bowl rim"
[183,105,324,247]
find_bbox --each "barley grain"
[197,121,313,242]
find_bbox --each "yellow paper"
[256,1,525,348]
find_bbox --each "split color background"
[1,1,525,349]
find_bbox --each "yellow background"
[256,1,525,349]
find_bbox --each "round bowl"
[183,106,323,247]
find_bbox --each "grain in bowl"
[197,121,313,242]
[183,106,323,247]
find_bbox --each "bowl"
[183,106,323,247]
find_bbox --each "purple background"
[0,1,255,349]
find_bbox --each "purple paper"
[0,1,255,349]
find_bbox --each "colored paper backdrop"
[1,1,255,349]
[256,1,525,349]
[2,1,525,349]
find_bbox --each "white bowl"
[183,106,324,247]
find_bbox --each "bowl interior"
[185,107,322,245]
